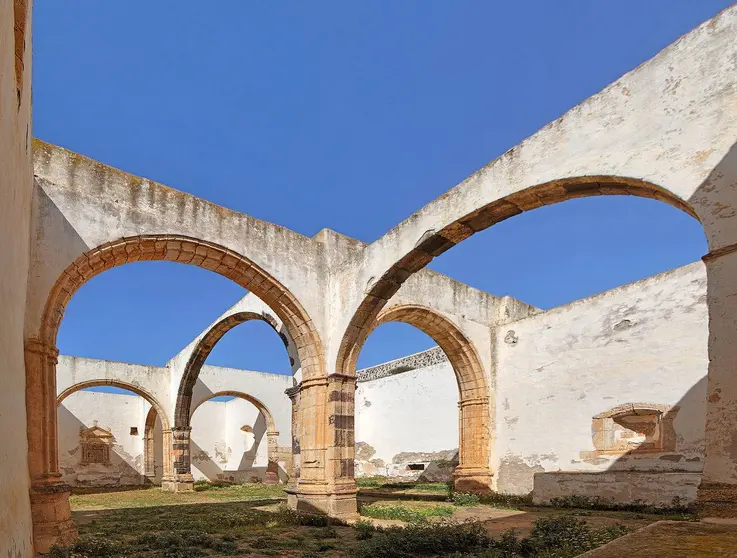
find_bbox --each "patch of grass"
[478,491,534,510]
[360,502,455,522]
[547,494,695,517]
[69,482,286,511]
[356,477,382,488]
[451,492,481,506]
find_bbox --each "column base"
[697,482,737,517]
[453,467,493,493]
[286,480,358,519]
[30,481,78,554]
[161,474,194,493]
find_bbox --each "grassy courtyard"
[48,482,679,557]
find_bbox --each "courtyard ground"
[49,482,707,557]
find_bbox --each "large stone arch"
[335,178,699,376]
[56,379,173,486]
[170,313,290,489]
[333,7,737,517]
[25,234,325,551]
[191,390,283,484]
[367,304,491,492]
[175,311,289,428]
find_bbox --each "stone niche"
[589,403,678,456]
[79,423,114,465]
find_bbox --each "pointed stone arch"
[362,304,491,491]
[56,379,173,481]
[26,234,325,551]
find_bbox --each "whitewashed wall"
[355,355,459,480]
[0,0,34,551]
[58,391,149,486]
[494,262,708,499]
[190,400,228,481]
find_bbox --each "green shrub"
[354,519,378,540]
[548,494,693,515]
[451,492,481,506]
[354,521,490,558]
[353,514,631,558]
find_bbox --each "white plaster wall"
[0,0,34,552]
[190,400,228,481]
[223,398,270,480]
[58,391,148,486]
[494,262,708,495]
[355,362,459,478]
[194,365,292,449]
[57,356,172,420]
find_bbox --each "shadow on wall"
[531,375,708,507]
[190,383,287,483]
[526,141,737,507]
[57,404,145,487]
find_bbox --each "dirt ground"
[581,520,737,557]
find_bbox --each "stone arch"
[362,304,491,491]
[26,234,325,547]
[56,380,173,481]
[174,311,288,429]
[336,178,700,378]
[192,391,281,483]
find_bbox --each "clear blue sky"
[34,1,722,385]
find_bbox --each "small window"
[407,463,425,471]
[130,427,139,435]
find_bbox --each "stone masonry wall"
[0,0,34,553]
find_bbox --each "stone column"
[453,396,493,492]
[25,338,78,552]
[324,373,358,517]
[161,426,194,492]
[288,376,329,512]
[285,385,300,489]
[265,430,280,484]
[143,430,155,482]
[698,247,737,516]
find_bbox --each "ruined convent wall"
[0,0,34,553]
[495,261,708,503]
[353,262,708,504]
[190,398,274,483]
[58,391,151,487]
[355,349,459,480]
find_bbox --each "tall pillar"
[265,430,280,484]
[453,396,493,492]
[162,426,194,492]
[698,247,737,516]
[286,386,300,480]
[25,338,77,552]
[324,373,358,517]
[143,430,155,482]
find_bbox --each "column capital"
[25,337,59,362]
[702,243,737,263]
[285,384,301,399]
[458,396,489,408]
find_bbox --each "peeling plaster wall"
[355,360,459,480]
[0,0,34,553]
[191,400,228,481]
[495,262,708,501]
[223,398,270,482]
[190,398,271,482]
[58,391,148,487]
